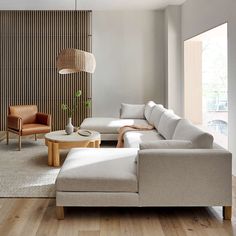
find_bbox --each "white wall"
[181,0,236,175]
[92,11,165,117]
[164,6,182,116]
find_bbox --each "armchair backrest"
[9,105,38,124]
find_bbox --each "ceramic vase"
[65,117,74,135]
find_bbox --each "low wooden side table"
[45,130,101,167]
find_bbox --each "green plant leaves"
[61,104,68,110]
[85,100,91,108]
[75,90,82,97]
[61,90,91,117]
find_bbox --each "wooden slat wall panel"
[0,11,92,131]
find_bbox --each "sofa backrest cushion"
[140,140,193,150]
[172,119,214,148]
[158,111,181,139]
[120,103,145,119]
[144,101,156,121]
[148,104,166,126]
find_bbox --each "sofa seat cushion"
[56,148,139,193]
[124,130,164,148]
[80,117,149,134]
[172,119,214,149]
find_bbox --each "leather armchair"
[7,105,51,150]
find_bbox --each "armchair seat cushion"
[56,148,139,193]
[22,124,51,135]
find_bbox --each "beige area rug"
[0,139,67,198]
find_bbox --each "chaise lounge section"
[80,117,150,141]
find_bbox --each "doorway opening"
[184,23,228,148]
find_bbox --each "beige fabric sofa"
[56,102,232,220]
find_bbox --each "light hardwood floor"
[0,191,235,236]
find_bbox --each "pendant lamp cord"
[75,0,77,10]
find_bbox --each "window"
[184,23,228,148]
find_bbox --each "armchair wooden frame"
[6,105,51,151]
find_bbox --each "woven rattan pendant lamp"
[56,0,96,75]
[56,48,96,74]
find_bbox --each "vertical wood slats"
[0,11,92,131]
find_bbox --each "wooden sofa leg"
[56,206,64,220]
[223,206,232,220]
[35,134,37,141]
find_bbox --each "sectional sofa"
[56,102,232,220]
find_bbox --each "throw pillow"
[120,103,145,119]
[144,101,156,121]
[158,111,181,139]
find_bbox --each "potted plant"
[61,90,91,135]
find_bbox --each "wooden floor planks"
[0,202,235,236]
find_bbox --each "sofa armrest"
[36,112,51,127]
[7,115,22,130]
[138,149,232,206]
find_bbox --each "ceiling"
[0,0,186,10]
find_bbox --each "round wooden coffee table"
[45,130,101,167]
